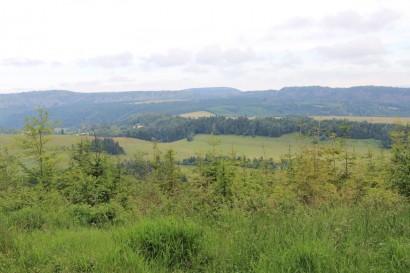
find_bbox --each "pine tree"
[390,124,410,198]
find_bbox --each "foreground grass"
[1,207,409,272]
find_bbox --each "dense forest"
[104,114,397,148]
[0,109,409,272]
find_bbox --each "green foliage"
[0,223,14,255]
[128,218,207,270]
[0,146,19,190]
[1,111,410,272]
[63,139,121,206]
[361,188,406,210]
[8,207,46,231]
[91,137,125,155]
[121,114,396,147]
[70,203,124,227]
[390,125,410,198]
[16,107,59,187]
[277,144,339,206]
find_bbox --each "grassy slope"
[1,133,383,162]
[115,134,382,161]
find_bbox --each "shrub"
[8,207,46,231]
[70,203,123,227]
[0,223,14,255]
[361,188,406,210]
[128,218,207,270]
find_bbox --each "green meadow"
[0,133,384,162]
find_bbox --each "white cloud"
[196,46,256,65]
[0,0,409,92]
[224,48,255,64]
[109,75,136,83]
[398,59,410,67]
[145,48,191,67]
[77,52,133,68]
[2,58,44,66]
[314,37,387,63]
[196,45,223,65]
[322,9,400,32]
[275,54,304,69]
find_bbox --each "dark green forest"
[1,109,409,272]
[102,114,396,148]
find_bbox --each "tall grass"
[1,206,409,272]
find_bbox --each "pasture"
[313,115,410,124]
[0,133,384,162]
[179,111,216,118]
[115,134,383,161]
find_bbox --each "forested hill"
[1,86,410,128]
[263,86,410,104]
[0,87,241,108]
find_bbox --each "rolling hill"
[1,86,410,128]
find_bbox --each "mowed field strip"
[313,116,410,124]
[179,111,216,118]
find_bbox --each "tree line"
[116,114,396,147]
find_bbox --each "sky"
[0,0,409,93]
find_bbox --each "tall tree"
[17,108,58,188]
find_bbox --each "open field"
[313,116,410,124]
[179,111,216,118]
[1,133,384,161]
[114,134,383,161]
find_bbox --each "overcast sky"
[0,0,409,93]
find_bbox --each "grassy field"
[313,116,410,124]
[114,134,383,161]
[1,133,383,162]
[179,111,216,118]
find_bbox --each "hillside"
[1,86,410,128]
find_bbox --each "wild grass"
[1,206,409,272]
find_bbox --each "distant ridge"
[0,87,242,108]
[1,86,410,128]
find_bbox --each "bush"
[0,223,14,255]
[8,207,46,231]
[361,188,406,210]
[128,218,207,270]
[70,203,123,228]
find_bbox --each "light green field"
[179,111,215,118]
[114,134,383,161]
[1,133,384,162]
[0,134,85,149]
[313,115,410,124]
